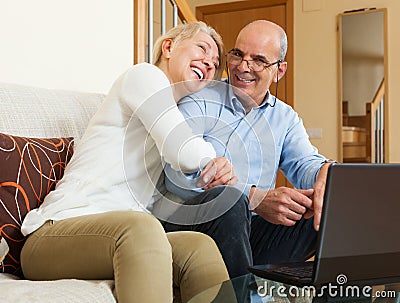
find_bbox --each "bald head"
[237,20,287,61]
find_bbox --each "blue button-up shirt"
[164,80,327,200]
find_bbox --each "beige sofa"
[0,82,116,302]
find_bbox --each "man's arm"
[277,112,326,190]
[249,162,331,230]
[252,101,333,230]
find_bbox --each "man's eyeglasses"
[226,49,281,72]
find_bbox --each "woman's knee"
[108,211,170,251]
[167,231,225,269]
[189,232,222,258]
[117,211,163,231]
[168,231,229,301]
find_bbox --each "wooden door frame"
[196,0,294,108]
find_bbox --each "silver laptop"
[249,163,400,287]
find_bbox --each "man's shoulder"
[180,80,230,109]
[189,80,229,101]
[264,97,301,127]
[271,98,298,115]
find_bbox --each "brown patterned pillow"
[0,133,74,276]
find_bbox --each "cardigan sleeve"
[119,63,216,173]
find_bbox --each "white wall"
[0,0,133,93]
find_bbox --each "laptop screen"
[315,163,400,284]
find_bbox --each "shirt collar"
[258,91,274,109]
[223,79,273,114]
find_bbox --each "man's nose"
[237,59,251,72]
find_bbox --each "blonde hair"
[153,21,225,80]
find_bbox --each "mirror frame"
[337,8,389,163]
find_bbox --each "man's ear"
[161,39,174,59]
[274,61,287,83]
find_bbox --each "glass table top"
[188,274,400,303]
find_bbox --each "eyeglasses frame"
[226,49,282,72]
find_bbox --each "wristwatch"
[322,159,338,164]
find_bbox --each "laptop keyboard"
[271,265,313,278]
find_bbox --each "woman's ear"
[161,39,174,59]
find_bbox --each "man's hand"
[197,157,238,189]
[304,162,332,231]
[250,186,314,226]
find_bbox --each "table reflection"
[188,274,400,303]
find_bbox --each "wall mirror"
[338,8,388,163]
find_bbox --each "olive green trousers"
[21,211,229,303]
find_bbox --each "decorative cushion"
[0,133,74,276]
[0,81,104,140]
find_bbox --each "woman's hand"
[197,157,238,189]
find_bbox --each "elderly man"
[153,20,333,279]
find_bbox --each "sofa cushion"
[0,132,73,276]
[0,273,116,303]
[0,81,104,140]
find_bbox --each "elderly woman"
[21,22,234,303]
